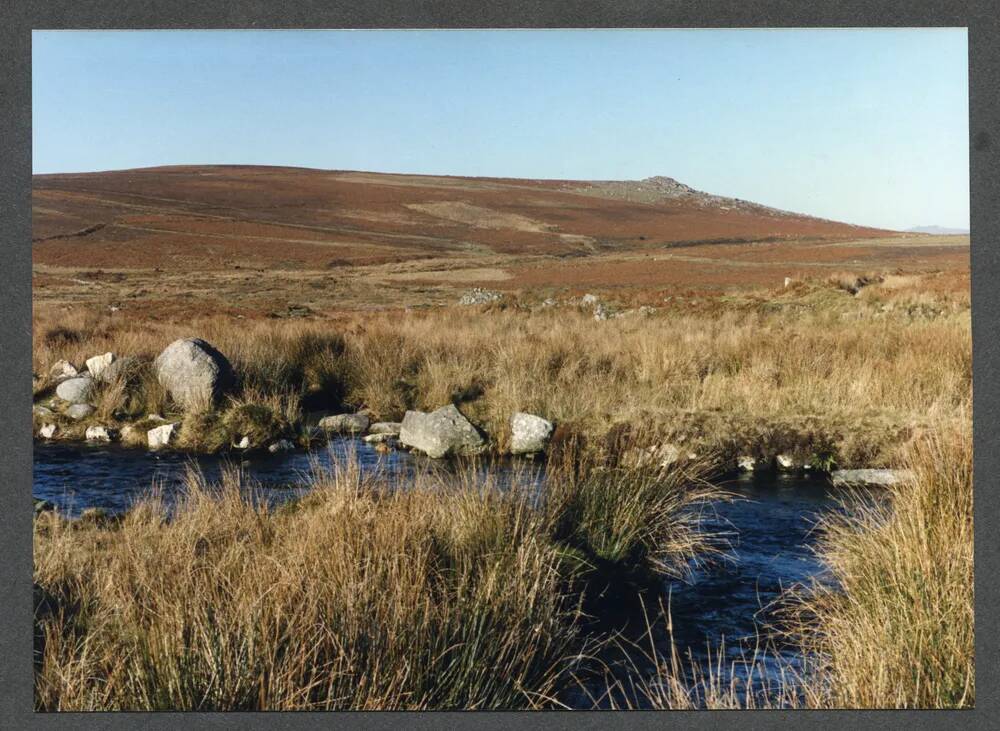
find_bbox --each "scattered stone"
[154,338,234,410]
[319,413,371,434]
[593,303,612,321]
[95,355,139,384]
[363,433,398,445]
[830,469,915,487]
[458,288,503,306]
[776,454,795,470]
[49,360,78,380]
[737,455,756,472]
[55,376,96,405]
[399,404,485,458]
[581,293,599,305]
[147,423,177,449]
[85,425,115,442]
[65,404,95,420]
[234,435,251,450]
[38,423,57,439]
[784,277,794,288]
[268,439,295,453]
[541,298,557,307]
[509,412,554,455]
[33,405,54,419]
[368,421,402,435]
[85,352,115,379]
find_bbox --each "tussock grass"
[33,272,970,464]
[787,421,975,708]
[33,447,723,710]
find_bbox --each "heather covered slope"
[33,165,891,271]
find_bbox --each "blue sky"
[32,29,969,230]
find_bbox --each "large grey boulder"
[831,469,915,487]
[55,376,95,405]
[154,338,234,410]
[399,404,485,458]
[319,413,370,434]
[509,412,554,455]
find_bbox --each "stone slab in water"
[830,469,914,487]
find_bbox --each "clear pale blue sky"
[33,29,969,230]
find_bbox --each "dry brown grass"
[33,448,724,710]
[787,419,975,708]
[32,272,970,466]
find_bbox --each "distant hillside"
[32,165,893,271]
[905,225,970,236]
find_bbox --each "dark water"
[33,440,857,707]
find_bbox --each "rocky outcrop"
[459,288,503,306]
[318,413,370,434]
[55,376,95,405]
[154,338,234,410]
[399,404,485,458]
[509,412,554,455]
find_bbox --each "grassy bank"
[32,272,971,468]
[33,447,720,710]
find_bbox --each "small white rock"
[234,435,251,450]
[85,352,115,379]
[39,423,57,439]
[49,360,78,380]
[148,423,176,449]
[268,439,295,453]
[776,454,795,470]
[85,425,114,442]
[737,455,756,472]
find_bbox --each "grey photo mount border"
[1,1,996,729]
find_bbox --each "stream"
[33,437,862,708]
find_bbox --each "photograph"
[29,28,973,711]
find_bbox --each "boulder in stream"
[399,404,485,458]
[509,412,554,455]
[318,413,370,434]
